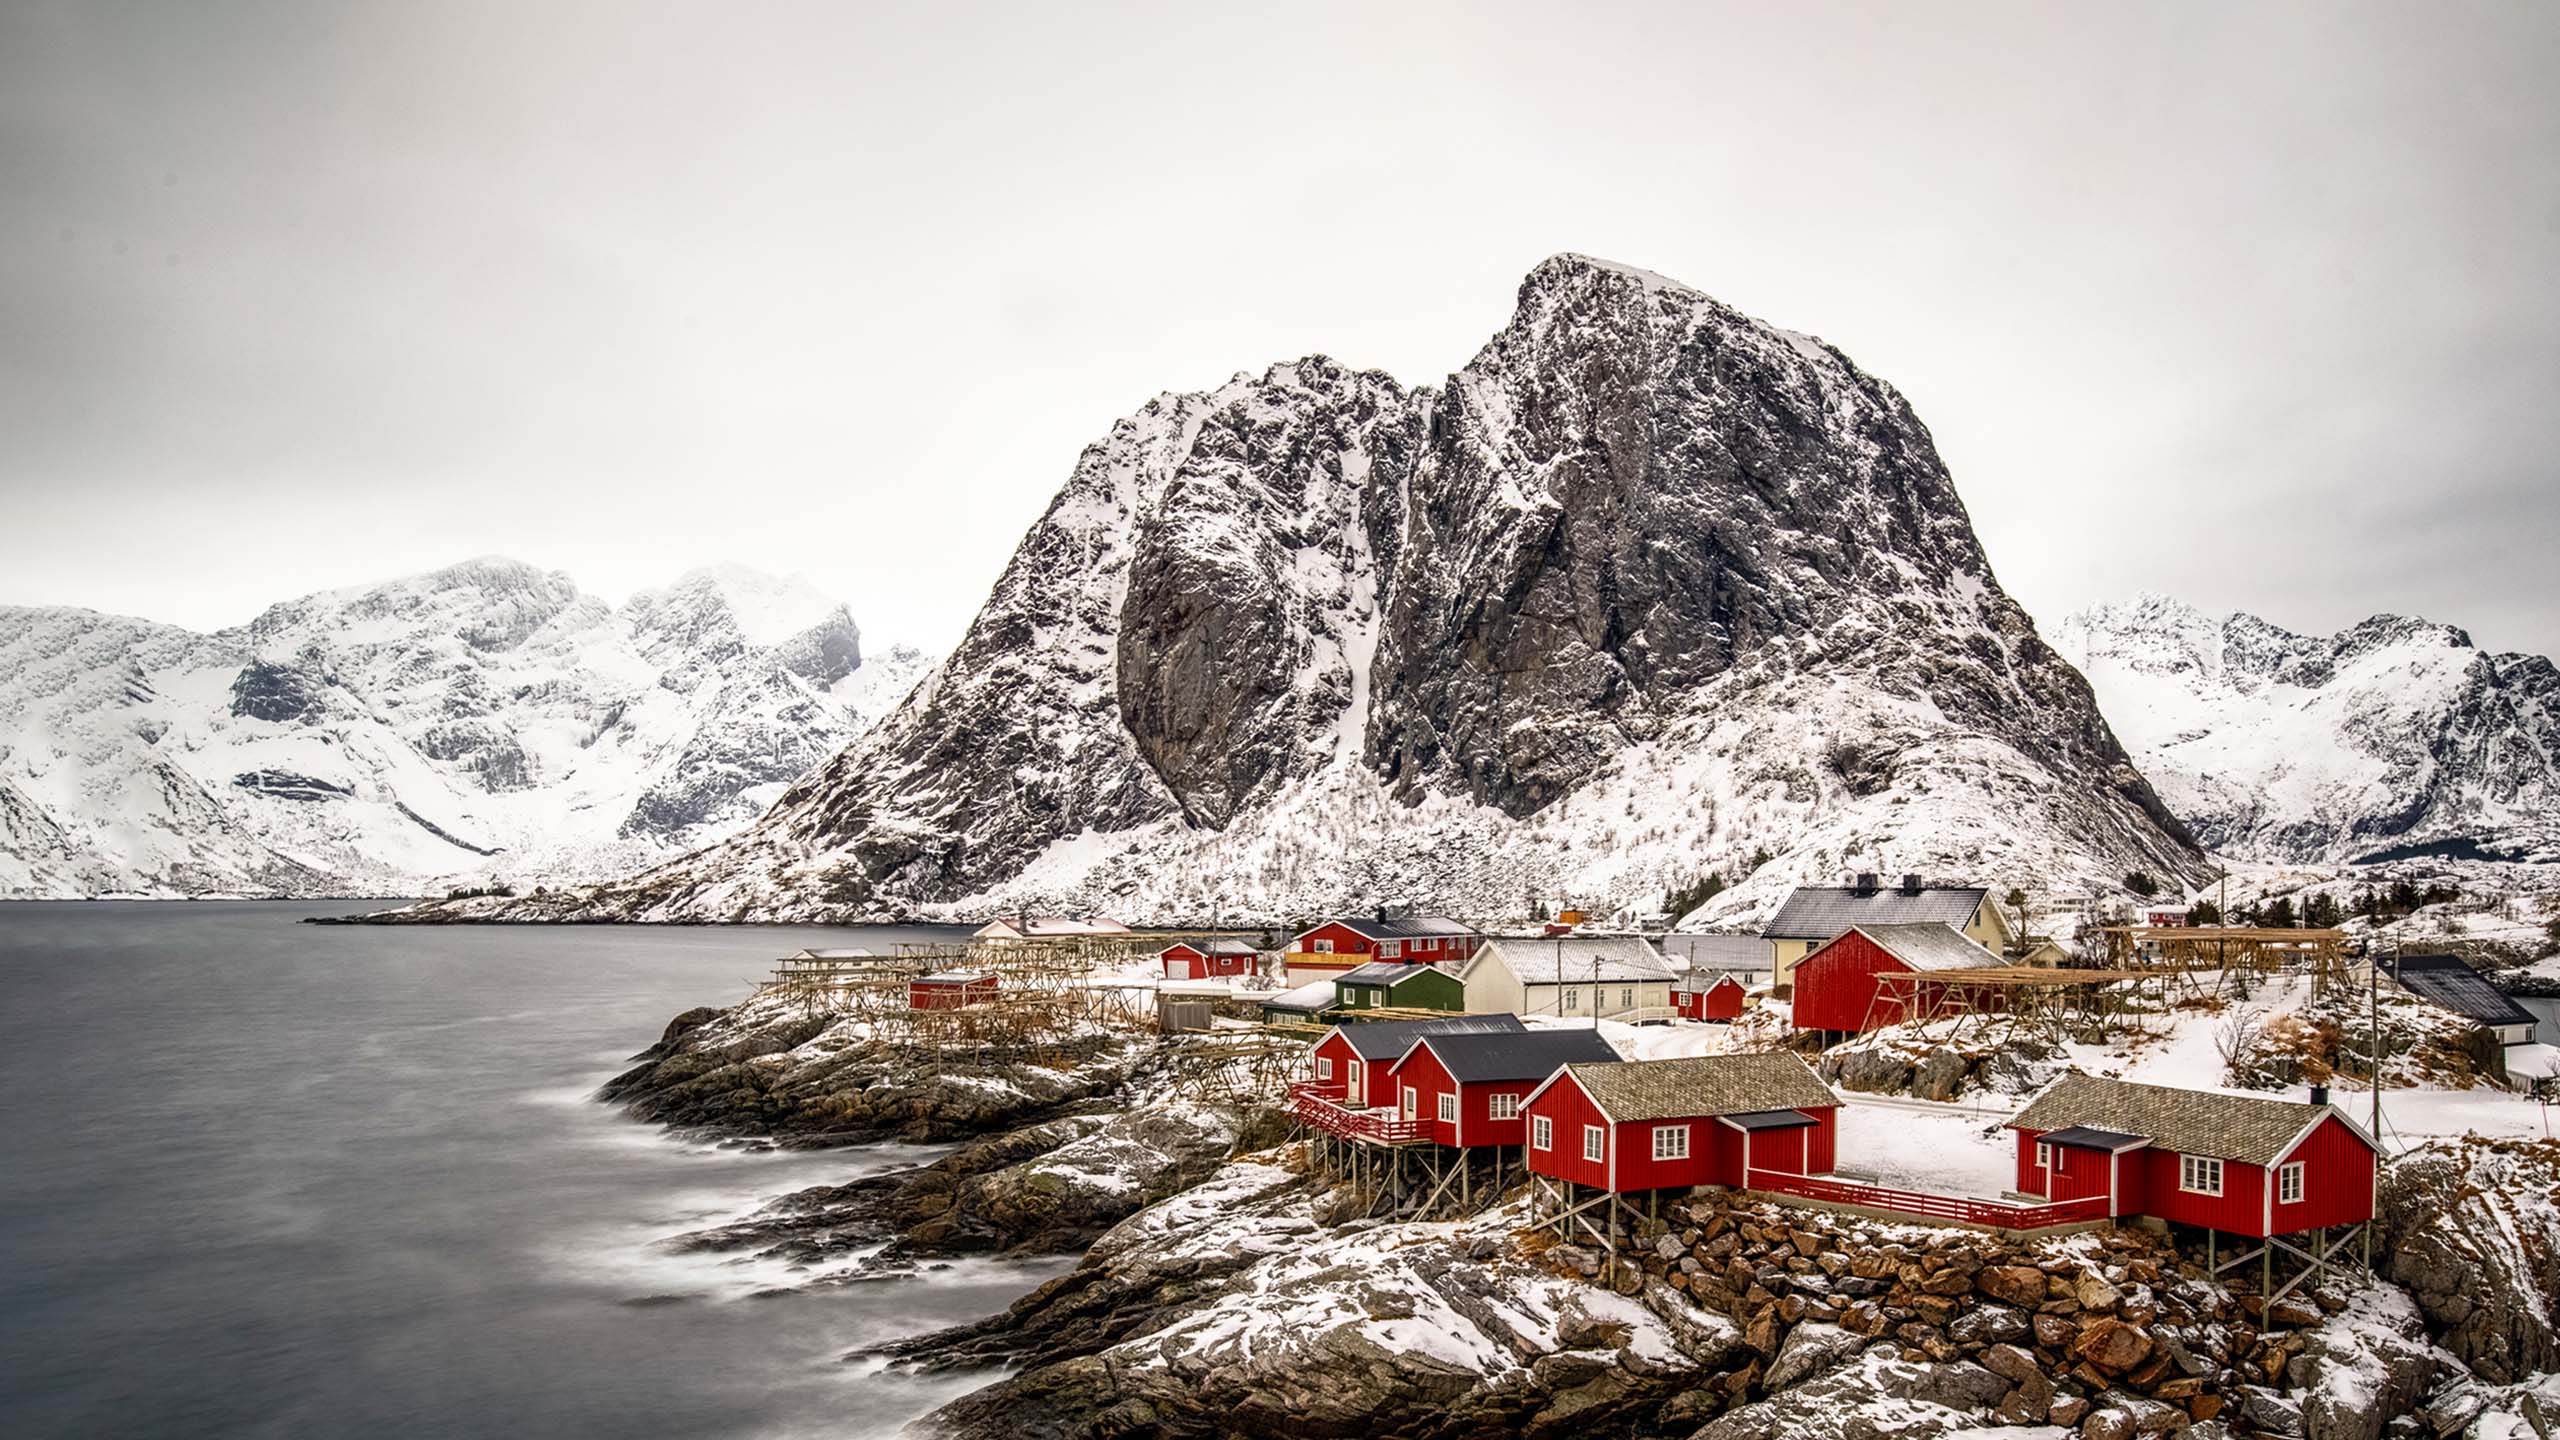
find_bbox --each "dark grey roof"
[1330,1013,1526,1060]
[1307,914,1479,941]
[1724,1109,1819,1131]
[1400,1027,1622,1083]
[1555,1052,1837,1122]
[1662,934,1773,970]
[2009,1073,2353,1167]
[2385,953,2537,1028]
[1337,961,1446,987]
[1762,886,1988,940]
[2041,1125,2148,1152]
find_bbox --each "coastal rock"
[2377,1137,2560,1382]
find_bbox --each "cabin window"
[2278,1161,2304,1204]
[2179,1154,2223,1196]
[2035,1142,2053,1171]
[1437,1092,1457,1123]
[1531,1115,1553,1150]
[1653,1124,1691,1161]
[1582,1125,1605,1162]
[1313,939,1332,953]
[1380,941,1401,959]
[1619,987,1634,1009]
[1564,989,1580,1012]
[1488,1094,1520,1121]
[1401,1087,1417,1121]
[1316,1056,1333,1080]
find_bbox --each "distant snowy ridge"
[0,558,934,898]
[434,254,2202,927]
[2054,592,2560,865]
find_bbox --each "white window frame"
[1652,1124,1691,1161]
[1401,1086,1417,1121]
[1582,1124,1605,1162]
[1619,986,1634,1010]
[1313,938,1332,953]
[1488,1093,1520,1121]
[1563,988,1580,1012]
[1379,940,1401,959]
[2179,1154,2224,1196]
[2278,1161,2304,1204]
[1531,1115,1553,1150]
[1436,1091,1457,1123]
[2035,1141,2053,1171]
[1316,1056,1333,1081]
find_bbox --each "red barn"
[908,970,998,1010]
[2007,1073,2377,1236]
[1386,1028,1621,1147]
[1302,1014,1525,1111]
[1521,1052,1839,1194]
[1790,923,2005,1036]
[1159,939,1259,980]
[1284,915,1482,977]
[1675,974,1747,1022]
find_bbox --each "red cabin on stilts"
[908,971,998,1010]
[1520,1052,1840,1194]
[1387,1028,1622,1148]
[1790,923,2005,1037]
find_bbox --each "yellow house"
[1760,878,2014,988]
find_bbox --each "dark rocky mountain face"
[482,256,2201,925]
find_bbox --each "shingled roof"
[1398,1027,1623,1083]
[2008,1072,2362,1167]
[1762,886,1988,940]
[1543,1052,1836,1122]
[1842,922,2005,973]
[2383,953,2537,1029]
[1329,1013,1525,1060]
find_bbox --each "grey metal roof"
[1762,886,1988,940]
[1724,1109,1819,1131]
[2384,953,2537,1028]
[1844,923,2004,973]
[1661,934,1774,970]
[2009,1073,2352,1167]
[916,970,994,985]
[1676,971,1747,995]
[1336,961,1447,988]
[1306,914,1479,941]
[1401,1027,1622,1083]
[1330,1013,1526,1061]
[1556,1052,1836,1122]
[2040,1125,2148,1152]
[1481,936,1677,985]
[1165,938,1258,956]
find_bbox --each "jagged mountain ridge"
[0,558,933,897]
[445,255,2201,926]
[2054,592,2560,865]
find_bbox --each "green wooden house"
[1333,961,1465,1012]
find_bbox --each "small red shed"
[1790,922,2005,1036]
[1160,939,1259,980]
[1675,974,1747,1022]
[1520,1052,1840,1194]
[1285,915,1483,975]
[1386,1028,1622,1147]
[2006,1073,2377,1237]
[1303,1014,1525,1111]
[908,970,999,1010]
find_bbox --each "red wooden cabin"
[1285,915,1482,976]
[1520,1052,1839,1194]
[1302,1014,1525,1111]
[1675,974,1747,1022]
[1386,1028,1621,1147]
[1790,922,2005,1036]
[908,970,998,1010]
[1159,939,1258,980]
[2006,1073,2376,1236]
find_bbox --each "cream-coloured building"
[1457,935,1678,1021]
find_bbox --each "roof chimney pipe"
[1853,872,1878,896]
[1900,874,1922,896]
[2310,1083,2330,1107]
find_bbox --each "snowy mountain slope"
[0,558,931,897]
[2054,593,2560,864]
[437,255,2200,926]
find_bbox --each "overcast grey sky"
[4,1,2556,659]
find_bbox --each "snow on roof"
[2008,1072,2358,1167]
[1480,936,1676,986]
[2381,953,2537,1028]
[1336,961,1446,988]
[1262,979,1337,1013]
[1328,1013,1527,1061]
[1399,1027,1622,1083]
[787,947,876,960]
[1762,886,1988,940]
[1675,971,1747,995]
[1299,914,1478,942]
[1660,934,1772,970]
[1840,922,2004,974]
[1545,1052,1835,1123]
[974,916,1133,938]
[1163,938,1259,956]
[916,970,995,985]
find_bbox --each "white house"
[972,915,1135,943]
[1458,936,1678,1021]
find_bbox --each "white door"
[1347,1065,1363,1107]
[1401,1086,1417,1121]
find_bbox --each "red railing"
[1745,1170,2110,1232]
[1289,1084,1432,1144]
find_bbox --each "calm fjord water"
[0,902,1055,1439]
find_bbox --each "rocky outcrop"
[2378,1137,2560,1383]
[1818,1034,2064,1102]
[433,255,2202,926]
